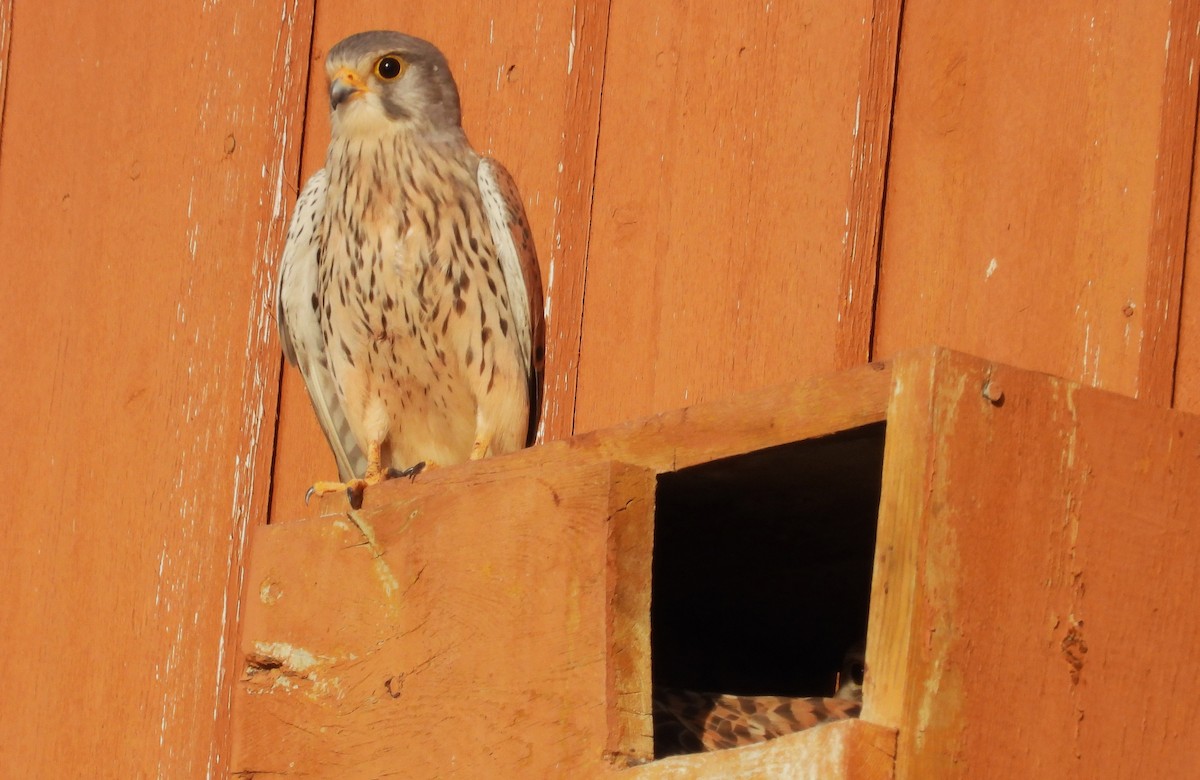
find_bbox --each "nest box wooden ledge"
[232,346,1200,779]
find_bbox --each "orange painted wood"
[249,348,1200,775]
[0,2,313,775]
[573,2,900,433]
[868,348,1200,778]
[568,359,891,474]
[270,3,608,521]
[239,356,899,777]
[1139,0,1200,405]
[234,459,656,776]
[1175,122,1200,413]
[1179,264,1200,411]
[874,3,1200,404]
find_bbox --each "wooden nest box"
[232,346,1200,778]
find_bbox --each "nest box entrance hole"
[649,422,885,750]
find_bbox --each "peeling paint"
[567,6,577,75]
[253,641,325,674]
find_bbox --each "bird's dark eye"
[375,56,405,80]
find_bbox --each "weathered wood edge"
[619,719,897,780]
[604,462,656,766]
[298,358,894,523]
[862,347,940,731]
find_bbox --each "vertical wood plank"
[270,2,608,521]
[574,1,898,434]
[873,349,1200,778]
[0,2,313,775]
[843,0,904,366]
[605,463,655,764]
[1178,245,1200,412]
[862,348,938,733]
[874,2,1199,402]
[0,0,11,142]
[1175,87,1200,413]
[1137,0,1200,405]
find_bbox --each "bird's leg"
[362,439,384,482]
[305,438,394,509]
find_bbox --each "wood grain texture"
[843,0,904,366]
[861,349,937,733]
[574,1,900,433]
[871,348,1200,778]
[874,3,1198,402]
[0,0,11,143]
[570,359,892,474]
[270,2,608,521]
[1138,0,1200,405]
[234,458,655,776]
[606,463,656,764]
[0,2,313,775]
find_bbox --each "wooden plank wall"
[572,1,901,431]
[0,1,313,775]
[869,349,1200,778]
[874,2,1200,406]
[3,0,1200,775]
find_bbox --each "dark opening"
[651,422,885,754]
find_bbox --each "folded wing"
[276,169,367,480]
[477,157,545,444]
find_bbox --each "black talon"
[304,486,316,505]
[386,461,426,481]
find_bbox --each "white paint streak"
[985,257,998,279]
[567,5,577,75]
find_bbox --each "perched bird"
[277,31,544,505]
[653,643,867,757]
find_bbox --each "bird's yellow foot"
[306,462,434,508]
[305,478,374,509]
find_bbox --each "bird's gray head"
[325,31,463,139]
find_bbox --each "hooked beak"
[330,67,368,109]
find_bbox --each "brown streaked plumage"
[652,689,861,757]
[653,642,867,757]
[277,31,543,505]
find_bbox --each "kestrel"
[653,643,866,757]
[277,31,544,505]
